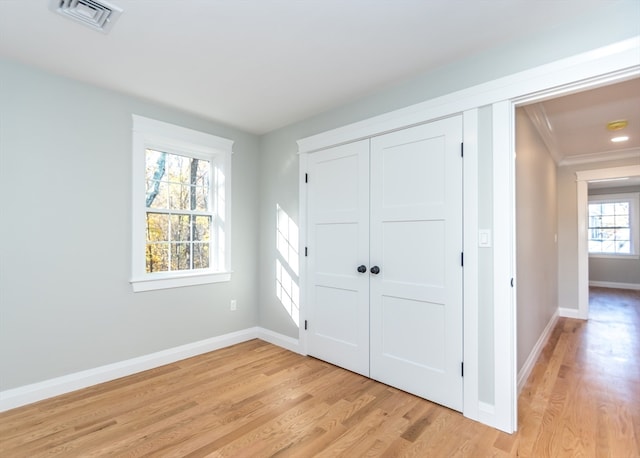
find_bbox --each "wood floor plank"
[1,288,638,457]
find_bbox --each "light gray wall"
[557,160,640,310]
[588,186,640,285]
[0,59,260,391]
[515,109,558,372]
[257,4,639,405]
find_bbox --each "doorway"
[513,79,640,393]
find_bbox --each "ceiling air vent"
[49,0,123,33]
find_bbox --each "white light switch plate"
[479,229,492,247]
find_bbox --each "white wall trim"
[0,327,299,413]
[589,281,640,291]
[257,327,303,354]
[477,401,497,427]
[517,310,559,394]
[462,108,480,422]
[298,152,309,356]
[560,148,640,167]
[576,165,640,182]
[576,179,590,320]
[492,100,517,434]
[559,307,582,319]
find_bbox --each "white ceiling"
[0,0,617,134]
[522,78,640,167]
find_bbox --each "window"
[131,115,233,292]
[588,192,639,257]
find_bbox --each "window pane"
[589,228,601,240]
[195,159,210,183]
[588,240,602,252]
[166,154,190,181]
[146,180,168,209]
[615,215,629,228]
[146,213,168,242]
[588,216,601,229]
[145,149,166,181]
[193,243,210,269]
[598,228,616,241]
[168,183,189,210]
[170,215,191,242]
[588,204,602,217]
[195,186,209,211]
[602,240,616,253]
[617,241,631,254]
[616,228,630,241]
[614,202,629,214]
[170,243,190,270]
[146,243,168,272]
[599,215,616,227]
[600,203,616,216]
[194,216,211,241]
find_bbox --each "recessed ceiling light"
[607,120,628,131]
[611,136,629,143]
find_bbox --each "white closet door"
[306,140,370,377]
[369,117,463,411]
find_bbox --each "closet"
[304,115,464,411]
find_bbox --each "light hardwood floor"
[1,287,638,457]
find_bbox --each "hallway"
[515,287,640,456]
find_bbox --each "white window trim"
[587,192,640,258]
[131,115,233,292]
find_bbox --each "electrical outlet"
[230,299,237,311]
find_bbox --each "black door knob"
[370,266,380,275]
[357,265,367,273]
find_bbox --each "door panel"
[306,140,370,377]
[381,220,445,286]
[381,296,445,370]
[370,117,463,411]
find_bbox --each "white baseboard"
[477,401,496,426]
[256,327,302,355]
[517,310,559,394]
[558,307,582,319]
[589,281,640,291]
[0,327,299,413]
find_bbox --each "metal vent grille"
[50,0,123,33]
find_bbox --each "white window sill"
[130,271,232,292]
[589,253,639,260]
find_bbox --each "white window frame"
[588,192,639,259]
[131,115,233,292]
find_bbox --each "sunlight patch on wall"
[276,204,299,326]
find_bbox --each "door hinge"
[460,142,464,157]
[305,247,308,257]
[461,252,464,267]
[461,362,464,377]
[304,320,308,330]
[305,173,308,183]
